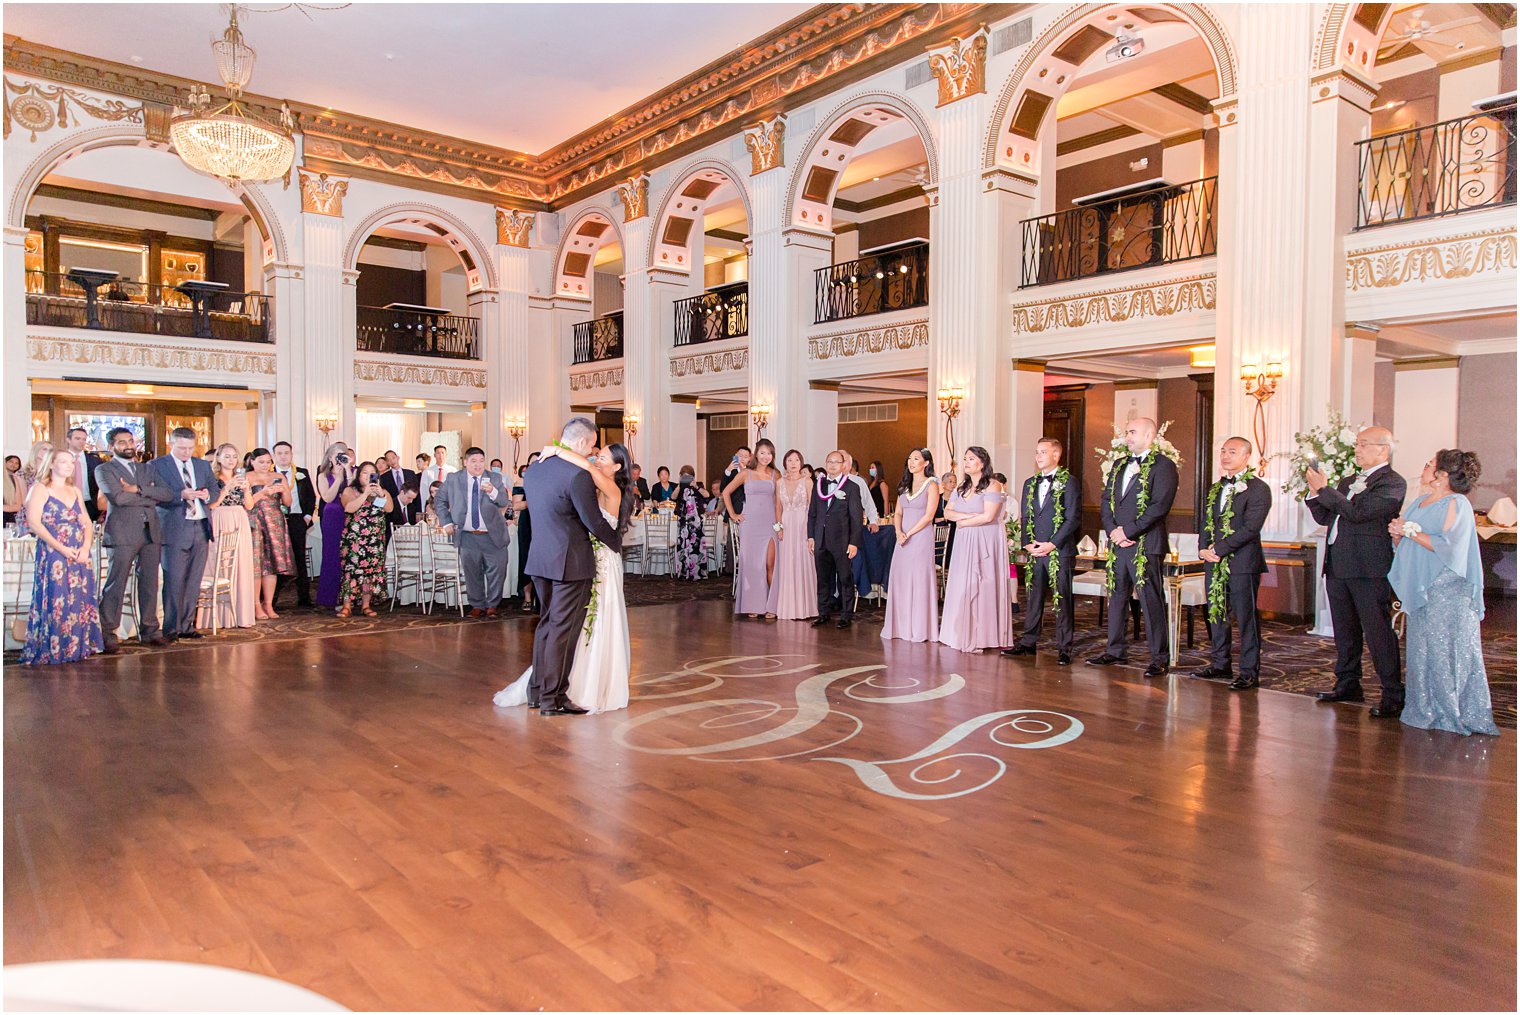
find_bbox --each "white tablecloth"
[622,513,727,575]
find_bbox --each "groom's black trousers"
[529,576,593,709]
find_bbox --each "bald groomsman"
[1192,437,1272,691]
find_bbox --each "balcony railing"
[24,269,271,343]
[1356,103,1517,229]
[356,305,480,359]
[814,241,929,324]
[1019,176,1217,288]
[573,311,624,364]
[674,281,748,347]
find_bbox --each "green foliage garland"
[583,535,604,641]
[1203,469,1255,623]
[1106,452,1157,592]
[1022,468,1070,609]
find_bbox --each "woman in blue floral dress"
[21,449,103,664]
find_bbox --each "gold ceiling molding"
[615,175,650,222]
[3,75,142,141]
[298,167,348,217]
[5,5,1016,209]
[1011,275,1217,334]
[496,207,533,248]
[928,29,988,107]
[743,115,786,175]
[1345,230,1518,290]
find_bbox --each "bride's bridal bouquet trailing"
[1279,408,1362,499]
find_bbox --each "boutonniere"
[1348,475,1368,497]
[1052,478,1067,493]
[1231,479,1248,495]
[295,471,306,479]
[815,476,846,501]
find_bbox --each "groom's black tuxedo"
[523,455,621,711]
[808,474,863,622]
[1200,474,1272,678]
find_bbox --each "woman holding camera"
[203,442,257,628]
[336,461,393,618]
[315,442,353,609]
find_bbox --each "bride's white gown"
[494,507,630,713]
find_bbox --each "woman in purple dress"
[315,442,353,609]
[20,449,103,665]
[722,438,781,619]
[938,447,1014,653]
[882,448,940,643]
[774,449,818,622]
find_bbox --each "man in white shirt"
[420,444,457,512]
[66,426,103,521]
[432,447,511,616]
[272,440,315,607]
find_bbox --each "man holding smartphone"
[272,441,315,607]
[432,447,511,617]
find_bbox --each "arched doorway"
[651,159,752,349]
[555,209,625,366]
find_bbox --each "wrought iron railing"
[674,281,748,346]
[1356,103,1517,229]
[23,269,272,342]
[355,305,480,359]
[1019,177,1217,288]
[573,311,624,364]
[814,241,929,324]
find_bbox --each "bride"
[494,442,633,713]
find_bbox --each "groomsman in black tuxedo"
[1090,417,1179,677]
[271,441,315,607]
[1193,437,1272,690]
[1306,426,1407,717]
[808,450,864,630]
[378,450,419,527]
[1002,437,1081,664]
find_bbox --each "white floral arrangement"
[1280,409,1362,500]
[1096,420,1182,480]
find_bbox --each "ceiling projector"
[1106,34,1144,62]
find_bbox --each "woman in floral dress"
[671,465,706,580]
[21,449,103,664]
[336,461,392,618]
[244,448,295,620]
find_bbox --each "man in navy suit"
[150,426,221,639]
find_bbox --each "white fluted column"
[986,171,1039,480]
[4,226,32,450]
[300,204,353,454]
[470,286,503,456]
[1214,3,1316,539]
[621,204,684,469]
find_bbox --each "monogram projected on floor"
[614,655,1084,800]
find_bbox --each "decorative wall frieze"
[495,207,534,247]
[670,347,749,377]
[353,358,487,389]
[928,29,988,107]
[3,75,142,141]
[27,334,276,376]
[743,115,786,175]
[808,319,929,360]
[301,133,545,207]
[1345,229,1517,291]
[1011,275,1216,334]
[297,167,348,217]
[569,365,624,392]
[615,175,650,222]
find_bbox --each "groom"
[523,417,622,716]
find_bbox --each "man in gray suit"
[433,446,511,617]
[96,427,175,652]
[150,426,222,639]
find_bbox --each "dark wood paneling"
[355,261,425,309]
[857,208,930,252]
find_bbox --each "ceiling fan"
[1378,9,1484,56]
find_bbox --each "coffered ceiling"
[3,2,813,154]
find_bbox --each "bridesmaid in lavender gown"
[774,449,818,621]
[722,438,781,619]
[882,448,941,643]
[938,447,1015,653]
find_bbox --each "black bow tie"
[1128,456,1144,466]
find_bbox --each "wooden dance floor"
[5,601,1515,1010]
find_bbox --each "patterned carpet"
[10,576,1515,728]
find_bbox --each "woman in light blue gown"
[1389,449,1499,737]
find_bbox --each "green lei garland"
[1106,450,1157,592]
[583,535,605,640]
[1021,468,1070,608]
[1203,469,1255,623]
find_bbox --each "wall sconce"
[314,411,338,441]
[505,416,527,470]
[623,412,639,439]
[749,402,771,439]
[937,385,965,463]
[1240,361,1282,470]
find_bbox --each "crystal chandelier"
[169,5,295,182]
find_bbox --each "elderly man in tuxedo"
[1306,426,1407,717]
[808,450,865,630]
[433,446,511,617]
[1002,436,1082,665]
[95,426,175,651]
[1089,416,1179,677]
[150,426,221,640]
[1193,437,1273,690]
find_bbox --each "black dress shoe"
[100,638,119,655]
[1228,675,1259,691]
[1000,645,1036,658]
[1316,690,1365,703]
[181,631,203,640]
[1087,653,1123,666]
[1143,663,1169,678]
[835,619,851,629]
[810,617,830,628]
[540,703,589,716]
[1191,666,1233,680]
[142,634,168,647]
[1057,652,1071,666]
[1369,705,1402,719]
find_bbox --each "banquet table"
[622,511,727,576]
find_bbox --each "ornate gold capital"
[496,207,534,247]
[615,175,649,221]
[298,168,348,217]
[928,30,988,107]
[743,115,786,175]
